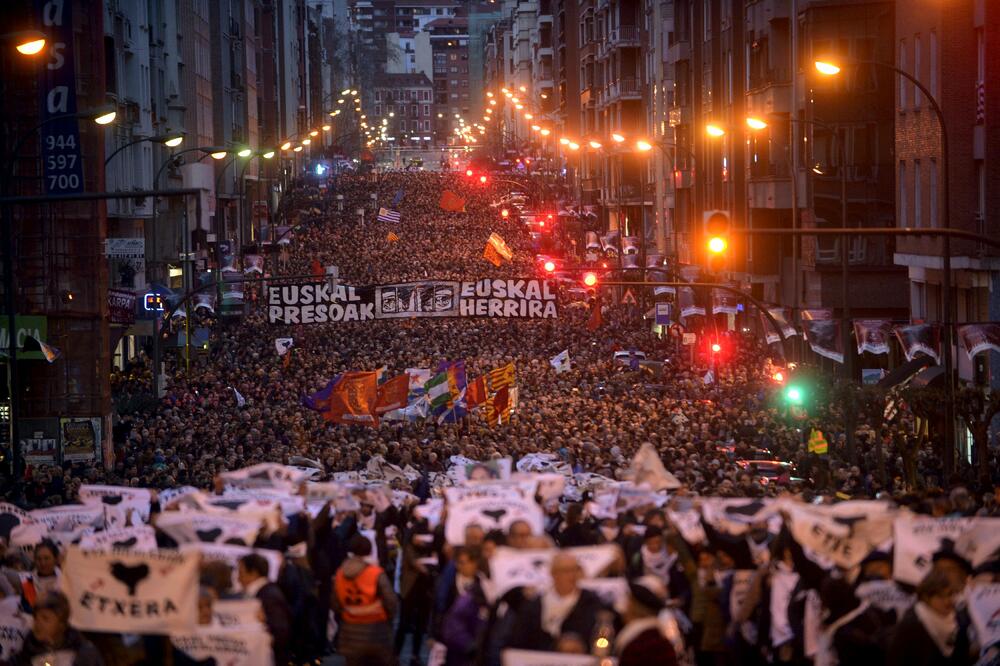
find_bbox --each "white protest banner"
[413,498,444,529]
[155,511,262,546]
[700,498,777,536]
[501,649,598,666]
[195,493,288,532]
[579,577,629,613]
[444,493,543,545]
[628,442,682,490]
[61,546,198,634]
[170,626,274,666]
[855,580,914,620]
[179,543,283,590]
[220,463,313,491]
[487,545,619,602]
[893,516,975,585]
[79,485,153,528]
[781,502,894,569]
[769,569,799,648]
[0,597,30,662]
[614,483,668,513]
[10,522,93,551]
[667,507,707,546]
[158,486,201,509]
[79,526,157,553]
[29,504,104,532]
[955,518,1000,568]
[968,584,1000,653]
[212,598,265,628]
[515,453,572,476]
[0,503,31,541]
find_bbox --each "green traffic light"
[786,386,803,405]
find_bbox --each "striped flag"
[487,362,516,393]
[483,232,513,266]
[439,190,466,212]
[377,207,401,224]
[386,231,399,242]
[466,376,488,408]
[424,361,467,423]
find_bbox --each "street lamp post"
[815,58,956,477]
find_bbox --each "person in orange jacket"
[332,534,398,666]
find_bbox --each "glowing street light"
[746,117,768,131]
[13,33,46,56]
[322,124,331,131]
[814,60,842,76]
[280,141,292,151]
[262,150,275,159]
[568,141,580,151]
[293,145,303,152]
[611,133,625,143]
[301,138,311,145]
[163,135,184,148]
[706,124,726,137]
[540,128,550,136]
[210,151,228,160]
[636,139,653,152]
[559,137,570,145]
[237,147,253,157]
[589,140,602,149]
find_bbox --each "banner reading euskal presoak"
[267,279,558,324]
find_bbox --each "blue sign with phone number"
[37,0,84,194]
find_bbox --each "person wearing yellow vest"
[332,534,398,666]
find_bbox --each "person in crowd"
[508,552,608,652]
[20,541,61,612]
[332,534,398,666]
[237,553,292,665]
[440,547,489,666]
[14,591,103,666]
[616,576,679,666]
[887,568,971,666]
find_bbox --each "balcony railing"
[604,77,642,102]
[609,25,640,46]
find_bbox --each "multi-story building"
[428,16,471,143]
[374,72,436,145]
[893,0,1000,382]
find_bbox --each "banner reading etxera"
[267,279,558,324]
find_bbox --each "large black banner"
[267,279,558,324]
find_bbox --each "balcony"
[580,86,595,107]
[667,39,690,63]
[580,41,597,61]
[608,25,640,47]
[745,76,792,115]
[603,77,642,104]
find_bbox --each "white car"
[612,350,647,366]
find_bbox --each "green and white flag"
[425,371,452,411]
[549,349,571,374]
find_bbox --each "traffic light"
[543,260,556,273]
[479,175,488,184]
[784,384,805,406]
[500,208,510,219]
[772,370,785,384]
[466,169,474,177]
[582,272,598,287]
[711,342,722,354]
[703,210,730,269]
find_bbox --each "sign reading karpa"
[267,279,558,324]
[62,546,198,634]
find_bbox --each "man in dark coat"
[238,553,293,665]
[507,552,610,651]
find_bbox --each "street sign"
[682,332,696,346]
[655,303,671,326]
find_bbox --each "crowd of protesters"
[0,169,998,666]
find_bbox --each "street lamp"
[705,124,726,138]
[815,56,957,472]
[745,117,768,131]
[3,30,47,56]
[635,140,653,152]
[104,132,185,167]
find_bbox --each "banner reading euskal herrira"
[267,279,559,325]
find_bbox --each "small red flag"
[466,376,488,408]
[311,259,323,279]
[374,374,410,415]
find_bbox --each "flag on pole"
[703,370,715,384]
[275,338,293,356]
[302,376,342,411]
[24,335,62,363]
[487,233,513,261]
[231,387,246,407]
[483,242,503,267]
[323,371,379,426]
[466,376,488,408]
[549,349,571,374]
[386,231,400,242]
[391,189,405,207]
[487,362,516,393]
[587,297,603,331]
[424,361,467,423]
[808,429,829,455]
[377,207,401,224]
[374,374,410,415]
[439,190,466,212]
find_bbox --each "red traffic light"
[500,208,510,219]
[711,342,722,354]
[772,371,785,383]
[582,272,598,287]
[543,260,556,273]
[466,169,474,177]
[479,175,488,184]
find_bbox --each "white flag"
[628,442,682,490]
[231,386,246,407]
[703,370,715,384]
[61,547,198,634]
[275,337,294,356]
[968,583,1000,653]
[549,349,571,374]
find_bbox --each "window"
[913,160,922,227]
[898,39,907,109]
[914,34,922,107]
[375,104,381,115]
[423,104,429,115]
[898,161,907,226]
[929,31,938,98]
[929,159,938,227]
